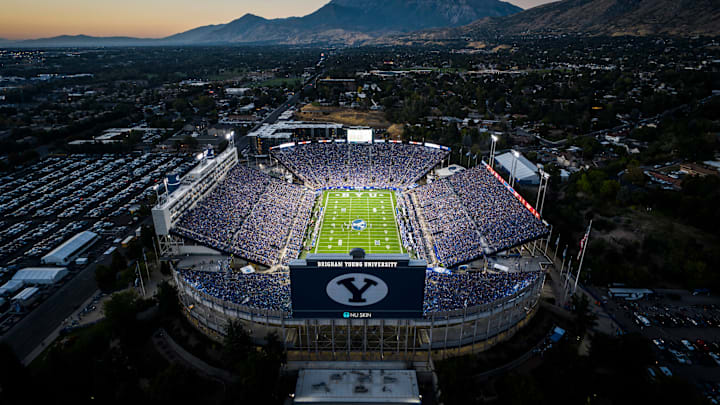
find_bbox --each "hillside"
[3,0,522,47]
[389,0,720,42]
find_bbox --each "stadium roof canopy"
[495,151,539,185]
[41,231,99,265]
[294,369,420,404]
[12,267,68,285]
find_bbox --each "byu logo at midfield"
[326,273,388,306]
[351,219,367,231]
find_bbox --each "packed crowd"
[395,194,426,261]
[174,165,315,266]
[231,181,314,266]
[174,165,268,251]
[411,180,485,266]
[178,268,540,315]
[407,165,547,266]
[272,143,448,189]
[179,269,291,311]
[423,270,541,313]
[448,166,547,251]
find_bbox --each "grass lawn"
[313,190,403,255]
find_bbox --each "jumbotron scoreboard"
[290,249,426,319]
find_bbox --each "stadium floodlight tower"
[532,167,551,255]
[152,184,162,205]
[537,168,550,216]
[510,149,520,188]
[226,131,235,148]
[196,151,207,168]
[490,135,499,168]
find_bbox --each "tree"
[103,290,140,341]
[0,343,33,404]
[110,251,126,273]
[571,294,598,336]
[140,225,155,250]
[223,321,253,372]
[95,265,116,292]
[156,281,179,318]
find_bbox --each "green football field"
[314,190,404,254]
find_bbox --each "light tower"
[489,135,499,168]
[510,149,520,188]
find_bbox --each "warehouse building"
[12,267,68,285]
[41,231,99,266]
[12,287,40,311]
[0,279,24,297]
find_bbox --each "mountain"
[4,35,155,48]
[391,0,720,41]
[164,0,523,45]
[2,0,522,47]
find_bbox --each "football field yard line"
[346,194,352,252]
[390,191,404,254]
[366,195,371,253]
[313,191,328,254]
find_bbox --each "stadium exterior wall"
[172,269,545,360]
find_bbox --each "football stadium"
[152,131,550,360]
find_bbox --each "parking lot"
[0,152,193,332]
[598,288,720,403]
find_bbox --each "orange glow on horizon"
[0,0,545,40]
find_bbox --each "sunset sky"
[0,0,555,40]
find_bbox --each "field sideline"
[314,190,403,255]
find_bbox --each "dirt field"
[294,104,394,130]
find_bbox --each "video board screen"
[347,128,373,143]
[290,256,426,319]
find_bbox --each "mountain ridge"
[386,0,720,42]
[1,0,522,47]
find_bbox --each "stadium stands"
[180,270,291,311]
[177,268,540,315]
[423,271,541,313]
[174,165,314,266]
[173,143,545,269]
[407,165,548,267]
[449,166,547,252]
[271,143,448,189]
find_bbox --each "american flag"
[578,223,591,260]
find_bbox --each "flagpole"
[142,249,151,286]
[544,224,553,256]
[136,262,146,297]
[560,244,567,275]
[563,259,573,303]
[573,220,593,294]
[553,235,560,261]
